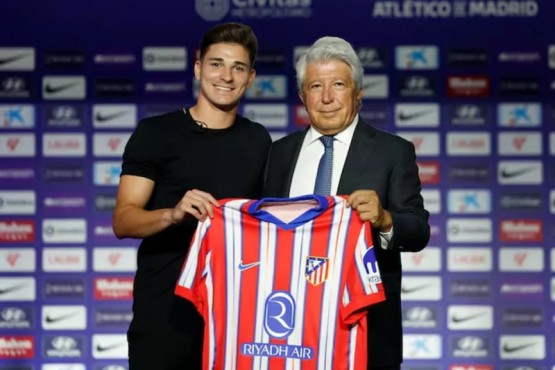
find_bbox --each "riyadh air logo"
[395,46,439,70]
[305,256,329,286]
[195,0,229,21]
[498,103,541,126]
[241,291,313,360]
[264,291,295,338]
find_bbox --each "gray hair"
[295,36,363,92]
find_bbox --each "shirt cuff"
[379,227,394,250]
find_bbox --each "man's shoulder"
[358,119,412,147]
[236,114,271,137]
[139,110,183,126]
[272,129,306,148]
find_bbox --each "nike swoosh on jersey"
[500,167,535,178]
[44,82,79,94]
[238,261,260,271]
[397,109,433,121]
[95,111,129,122]
[0,54,29,66]
[502,342,537,353]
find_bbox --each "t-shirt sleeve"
[175,219,211,314]
[340,221,386,325]
[121,118,161,181]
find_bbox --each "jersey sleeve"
[340,221,386,325]
[175,218,212,314]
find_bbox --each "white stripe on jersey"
[179,219,211,288]
[286,220,313,370]
[223,199,250,370]
[253,220,278,370]
[205,251,216,370]
[349,323,357,370]
[321,202,352,370]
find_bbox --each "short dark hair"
[199,22,258,68]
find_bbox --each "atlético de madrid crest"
[305,256,329,286]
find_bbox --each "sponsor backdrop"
[1,0,554,369]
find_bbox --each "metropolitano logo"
[196,0,230,21]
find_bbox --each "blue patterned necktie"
[314,135,334,195]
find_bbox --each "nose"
[321,84,334,103]
[220,67,233,82]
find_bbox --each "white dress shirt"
[289,115,393,249]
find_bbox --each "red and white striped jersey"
[175,195,385,370]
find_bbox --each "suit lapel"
[337,119,377,194]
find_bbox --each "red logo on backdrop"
[417,161,440,184]
[0,220,35,242]
[0,336,34,359]
[447,76,490,97]
[512,136,526,150]
[410,137,424,151]
[499,219,543,242]
[94,277,134,300]
[6,138,20,151]
[294,105,310,126]
[108,252,122,266]
[450,366,493,370]
[107,138,121,151]
[6,252,20,266]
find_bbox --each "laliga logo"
[196,0,230,21]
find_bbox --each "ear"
[356,88,363,106]
[246,68,256,88]
[194,60,201,80]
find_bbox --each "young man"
[264,36,430,369]
[112,22,271,370]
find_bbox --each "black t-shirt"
[121,109,271,327]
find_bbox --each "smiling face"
[195,42,255,112]
[299,59,363,135]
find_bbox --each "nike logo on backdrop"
[500,167,535,178]
[0,54,29,65]
[0,283,27,295]
[502,342,537,353]
[95,111,129,122]
[451,312,485,323]
[45,311,79,323]
[397,109,434,121]
[44,82,79,94]
[96,342,125,352]
[401,284,431,294]
[238,261,260,271]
